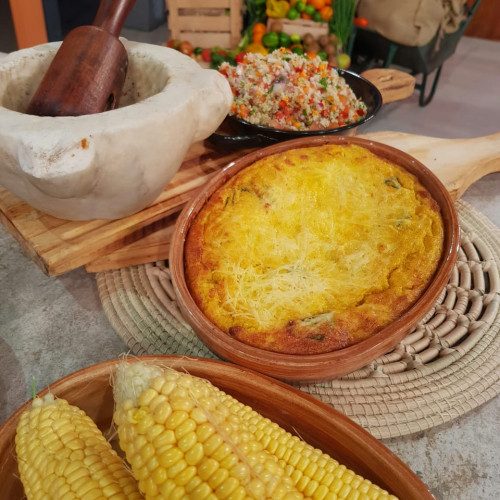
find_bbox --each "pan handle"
[208,132,279,149]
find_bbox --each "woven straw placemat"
[97,200,500,439]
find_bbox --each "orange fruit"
[253,22,267,35]
[319,6,333,20]
[308,0,326,10]
[253,32,264,44]
[301,12,312,19]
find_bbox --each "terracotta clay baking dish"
[169,135,460,382]
[0,355,435,499]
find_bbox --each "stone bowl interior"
[0,43,167,112]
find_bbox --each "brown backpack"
[356,0,466,47]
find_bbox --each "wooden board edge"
[0,208,50,274]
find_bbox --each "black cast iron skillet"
[208,68,383,149]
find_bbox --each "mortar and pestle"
[0,1,232,220]
[28,0,137,116]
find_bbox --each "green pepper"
[384,177,402,189]
[310,334,325,341]
[262,31,280,49]
[210,50,236,69]
[278,32,291,48]
[317,50,327,61]
[312,11,323,22]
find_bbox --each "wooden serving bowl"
[0,355,435,499]
[169,135,460,382]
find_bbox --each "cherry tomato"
[166,39,181,49]
[201,48,212,63]
[178,41,193,56]
[354,17,369,27]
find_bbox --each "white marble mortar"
[0,40,232,220]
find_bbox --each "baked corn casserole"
[184,144,444,354]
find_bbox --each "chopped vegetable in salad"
[218,48,367,131]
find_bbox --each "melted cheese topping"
[185,144,444,354]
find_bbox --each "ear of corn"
[113,361,398,500]
[15,392,143,500]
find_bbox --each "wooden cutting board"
[1,132,499,275]
[0,142,250,275]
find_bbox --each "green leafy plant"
[237,0,268,52]
[329,0,356,51]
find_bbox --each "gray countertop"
[1,37,499,499]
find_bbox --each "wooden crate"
[166,0,243,48]
[267,18,329,39]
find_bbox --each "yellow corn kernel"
[149,394,168,413]
[158,446,183,468]
[185,442,205,466]
[207,467,229,489]
[152,401,172,425]
[167,458,188,479]
[185,475,203,494]
[166,410,189,430]
[198,457,220,481]
[15,394,142,500]
[138,388,158,407]
[178,430,198,453]
[175,418,197,439]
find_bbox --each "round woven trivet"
[97,200,500,439]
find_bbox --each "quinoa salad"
[218,48,368,131]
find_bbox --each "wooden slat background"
[166,0,243,48]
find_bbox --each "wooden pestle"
[27,0,137,117]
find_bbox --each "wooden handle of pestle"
[26,0,137,116]
[93,0,137,37]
